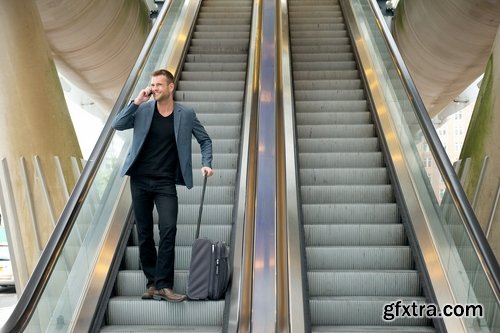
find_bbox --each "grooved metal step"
[298,138,380,152]
[115,270,188,297]
[300,168,388,185]
[100,0,252,331]
[307,270,421,296]
[297,124,374,138]
[289,0,435,331]
[177,80,246,91]
[300,185,395,203]
[304,224,406,246]
[312,327,435,333]
[295,112,371,125]
[302,203,399,224]
[298,152,385,168]
[306,246,414,270]
[105,298,224,326]
[295,100,368,112]
[309,297,431,326]
[123,246,209,271]
[100,326,221,333]
[130,224,233,247]
[294,79,362,90]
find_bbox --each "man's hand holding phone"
[133,87,153,105]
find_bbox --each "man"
[112,69,213,302]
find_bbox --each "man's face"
[150,74,174,101]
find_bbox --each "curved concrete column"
[393,0,500,117]
[0,0,82,289]
[36,0,151,113]
[459,26,500,262]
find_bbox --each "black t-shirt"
[129,104,179,181]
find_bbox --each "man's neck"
[157,99,174,117]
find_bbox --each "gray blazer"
[111,101,212,189]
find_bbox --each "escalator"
[288,0,434,331]
[100,0,252,331]
[1,0,255,332]
[2,0,499,332]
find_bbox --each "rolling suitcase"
[186,175,231,300]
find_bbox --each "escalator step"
[101,325,221,333]
[298,138,380,153]
[300,168,388,185]
[302,203,398,223]
[130,224,232,247]
[296,112,371,125]
[309,297,431,326]
[304,224,405,246]
[300,185,395,204]
[299,152,384,168]
[312,327,435,333]
[306,246,413,270]
[307,270,421,296]
[294,79,362,90]
[115,270,188,297]
[295,100,367,112]
[105,297,224,326]
[297,124,375,138]
[124,245,226,271]
[178,80,245,91]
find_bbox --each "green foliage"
[459,56,494,197]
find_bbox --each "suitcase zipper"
[213,244,221,298]
[209,244,215,299]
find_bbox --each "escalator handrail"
[277,0,309,331]
[226,0,262,331]
[250,0,280,331]
[367,0,500,297]
[0,2,174,332]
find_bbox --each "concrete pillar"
[393,0,500,117]
[0,0,82,290]
[35,0,151,113]
[458,26,500,262]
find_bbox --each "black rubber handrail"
[0,3,173,332]
[367,0,500,297]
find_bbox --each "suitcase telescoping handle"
[195,173,208,239]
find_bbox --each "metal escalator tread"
[100,0,252,331]
[288,0,436,331]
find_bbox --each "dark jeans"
[130,176,178,290]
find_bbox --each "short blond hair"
[152,69,174,84]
